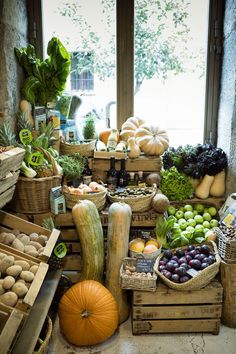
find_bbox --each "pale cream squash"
[135,124,169,156]
[120,116,146,141]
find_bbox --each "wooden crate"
[132,280,223,335]
[0,246,49,313]
[0,303,25,354]
[220,261,236,328]
[0,185,16,209]
[0,210,60,263]
[0,147,25,180]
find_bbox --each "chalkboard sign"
[136,258,154,273]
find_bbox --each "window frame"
[28,0,224,144]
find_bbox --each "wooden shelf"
[11,269,62,354]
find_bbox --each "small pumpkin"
[135,124,169,156]
[127,136,141,158]
[98,128,120,145]
[58,280,119,346]
[119,116,145,141]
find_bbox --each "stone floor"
[48,316,236,354]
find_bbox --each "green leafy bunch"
[56,153,85,181]
[14,37,71,106]
[160,166,193,201]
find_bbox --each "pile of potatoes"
[0,252,38,307]
[0,230,48,257]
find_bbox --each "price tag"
[19,129,32,145]
[136,258,154,273]
[54,242,67,259]
[28,152,44,166]
[186,268,199,278]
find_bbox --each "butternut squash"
[210,169,226,197]
[195,174,214,199]
[106,202,132,324]
[72,200,104,283]
[127,137,141,158]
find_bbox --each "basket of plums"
[153,241,221,291]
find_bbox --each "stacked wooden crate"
[132,280,223,335]
[0,147,25,209]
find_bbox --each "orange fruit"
[143,244,158,254]
[129,238,145,253]
[145,239,160,248]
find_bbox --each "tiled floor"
[48,316,236,354]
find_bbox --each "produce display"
[157,243,216,284]
[0,252,38,307]
[0,231,48,257]
[58,280,118,346]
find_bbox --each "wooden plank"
[93,151,127,159]
[133,280,223,305]
[0,309,24,354]
[0,185,16,209]
[0,171,19,194]
[60,228,78,241]
[64,241,81,254]
[39,228,60,262]
[132,319,220,335]
[132,304,222,320]
[220,261,236,328]
[0,147,25,179]
[63,254,82,271]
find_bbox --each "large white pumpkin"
[135,124,169,156]
[119,116,145,141]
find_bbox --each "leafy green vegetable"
[160,166,193,201]
[15,37,71,106]
[20,161,37,178]
[56,153,85,181]
[154,214,175,248]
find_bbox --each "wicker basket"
[60,137,96,156]
[120,257,157,292]
[10,147,62,214]
[129,238,162,260]
[63,187,107,211]
[153,241,221,291]
[107,186,156,212]
[215,227,236,263]
[33,316,53,354]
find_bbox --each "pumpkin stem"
[81,309,90,318]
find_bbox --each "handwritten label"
[19,129,32,145]
[28,152,44,166]
[54,242,67,258]
[136,258,154,273]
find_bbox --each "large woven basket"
[215,227,236,263]
[107,186,156,212]
[154,241,221,291]
[60,137,96,157]
[11,147,62,214]
[63,187,107,211]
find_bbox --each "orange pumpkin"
[58,280,119,346]
[99,128,120,145]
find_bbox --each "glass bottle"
[128,172,135,187]
[118,158,128,187]
[107,157,118,191]
[138,171,146,187]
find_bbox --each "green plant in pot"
[82,113,97,142]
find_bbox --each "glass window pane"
[42,0,116,132]
[134,0,210,146]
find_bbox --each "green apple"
[193,210,198,217]
[208,206,217,217]
[178,219,187,230]
[203,220,210,229]
[184,211,194,220]
[167,206,176,216]
[172,222,181,231]
[204,208,209,214]
[186,225,195,233]
[203,212,212,222]
[194,203,205,213]
[175,210,184,219]
[204,227,210,234]
[188,218,196,227]
[210,219,219,228]
[195,224,204,233]
[184,204,193,212]
[194,214,204,224]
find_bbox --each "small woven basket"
[107,186,156,212]
[215,227,236,263]
[11,147,62,214]
[60,137,96,157]
[33,316,53,354]
[120,257,157,292]
[63,187,107,211]
[154,241,221,291]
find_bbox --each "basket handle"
[35,147,59,176]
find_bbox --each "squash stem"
[81,309,90,318]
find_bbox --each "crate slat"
[62,254,82,271]
[0,186,16,209]
[132,319,220,335]
[220,261,236,328]
[0,171,20,194]
[0,308,24,354]
[0,147,25,180]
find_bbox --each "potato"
[0,291,18,307]
[12,282,28,298]
[0,252,6,261]
[0,279,3,285]
[2,233,16,245]
[0,283,5,295]
[24,245,37,254]
[38,248,44,255]
[8,255,15,262]
[12,229,20,236]
[11,239,25,252]
[29,241,43,251]
[29,265,38,275]
[3,276,15,290]
[0,257,15,274]
[17,234,30,246]
[14,260,30,271]
[0,232,8,243]
[17,279,26,284]
[6,265,22,277]
[20,271,35,282]
[27,250,39,257]
[37,235,47,246]
[29,232,39,241]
